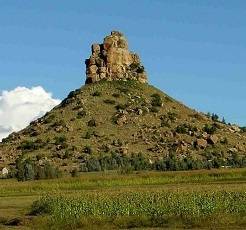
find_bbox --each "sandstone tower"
[85,31,148,84]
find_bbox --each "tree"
[211,113,219,122]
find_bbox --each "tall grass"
[31,190,246,228]
[1,169,245,197]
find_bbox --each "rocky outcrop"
[195,138,207,149]
[208,134,219,145]
[85,31,148,84]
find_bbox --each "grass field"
[0,168,246,229]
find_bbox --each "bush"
[42,162,61,179]
[19,140,42,151]
[150,106,159,113]
[71,168,79,177]
[77,110,86,118]
[63,150,71,159]
[203,123,217,134]
[167,112,178,121]
[87,119,96,127]
[91,91,101,96]
[115,103,127,110]
[16,158,35,181]
[54,135,67,145]
[130,63,145,73]
[211,113,219,122]
[44,114,55,124]
[51,119,66,128]
[112,93,120,98]
[86,158,101,172]
[103,99,116,104]
[175,124,197,134]
[117,86,129,94]
[220,137,228,144]
[84,131,93,139]
[83,145,93,154]
[151,93,162,107]
[16,158,60,181]
[240,127,246,133]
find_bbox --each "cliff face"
[85,31,148,84]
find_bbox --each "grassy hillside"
[0,80,245,175]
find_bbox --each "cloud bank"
[0,86,61,141]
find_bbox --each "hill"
[0,31,245,176]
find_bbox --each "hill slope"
[0,80,245,173]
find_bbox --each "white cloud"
[0,86,61,141]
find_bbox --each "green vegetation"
[151,93,163,107]
[15,157,61,181]
[241,126,246,133]
[87,118,96,127]
[1,80,245,176]
[32,191,245,229]
[103,99,116,104]
[211,113,219,121]
[203,123,217,134]
[91,90,102,96]
[18,139,44,151]
[0,169,245,229]
[175,123,198,134]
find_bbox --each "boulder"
[229,125,241,133]
[208,135,219,145]
[195,138,207,149]
[1,167,8,175]
[116,115,127,126]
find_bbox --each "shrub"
[63,150,71,159]
[44,114,55,124]
[151,93,162,107]
[91,91,101,96]
[117,87,129,94]
[16,157,61,181]
[16,158,35,181]
[71,168,79,177]
[42,162,61,179]
[54,135,67,145]
[150,106,159,113]
[103,99,116,104]
[130,63,145,73]
[167,112,178,121]
[115,103,127,110]
[84,131,93,139]
[130,63,139,70]
[240,127,246,133]
[83,145,93,154]
[87,119,97,127]
[131,153,150,170]
[51,119,66,128]
[72,105,83,110]
[220,137,228,144]
[175,124,197,134]
[211,113,219,122]
[77,110,86,118]
[203,123,217,134]
[112,93,120,98]
[18,139,44,151]
[136,66,145,73]
[86,158,101,171]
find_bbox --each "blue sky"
[0,0,245,125]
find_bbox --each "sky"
[0,0,246,139]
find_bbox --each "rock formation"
[85,31,148,84]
